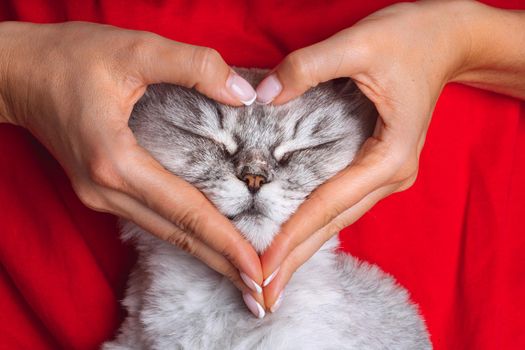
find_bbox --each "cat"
[103,69,431,349]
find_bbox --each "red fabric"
[1,1,524,349]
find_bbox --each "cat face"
[130,69,376,253]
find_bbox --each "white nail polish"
[255,74,282,104]
[241,93,257,106]
[227,73,257,106]
[240,272,262,294]
[243,293,266,319]
[263,267,280,287]
[270,290,284,313]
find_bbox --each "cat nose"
[242,173,267,194]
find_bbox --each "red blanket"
[1,1,524,349]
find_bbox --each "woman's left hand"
[255,0,525,311]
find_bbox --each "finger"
[103,186,267,312]
[126,153,264,287]
[129,32,256,106]
[260,136,400,280]
[82,178,268,315]
[87,131,263,288]
[88,184,255,293]
[256,28,366,105]
[263,185,394,310]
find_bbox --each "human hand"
[255,0,525,310]
[0,21,266,305]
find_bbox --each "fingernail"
[270,290,284,313]
[263,267,280,287]
[243,293,265,319]
[240,272,262,294]
[227,72,257,106]
[256,74,282,104]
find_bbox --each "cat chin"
[231,214,281,254]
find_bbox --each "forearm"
[451,1,525,99]
[0,22,15,124]
[0,21,39,125]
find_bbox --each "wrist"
[0,21,53,126]
[413,1,481,85]
[0,21,18,124]
[446,1,525,97]
[448,1,502,80]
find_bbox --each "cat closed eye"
[220,143,238,157]
[277,151,293,165]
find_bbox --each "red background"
[1,1,524,349]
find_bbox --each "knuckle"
[349,38,373,67]
[327,202,348,222]
[224,264,240,281]
[221,234,243,260]
[273,233,295,260]
[309,191,344,224]
[171,205,203,235]
[126,31,158,57]
[285,253,303,275]
[284,51,315,87]
[115,31,160,69]
[396,172,418,192]
[388,152,419,188]
[165,230,196,255]
[325,217,347,235]
[225,266,244,288]
[73,182,107,212]
[191,47,222,78]
[86,155,122,190]
[365,139,420,192]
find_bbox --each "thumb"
[256,29,366,105]
[132,32,256,106]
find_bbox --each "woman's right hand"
[0,21,265,306]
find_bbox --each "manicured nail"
[263,267,280,287]
[243,293,265,319]
[270,290,284,313]
[256,74,282,104]
[240,272,262,294]
[227,72,257,106]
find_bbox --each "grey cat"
[104,69,431,349]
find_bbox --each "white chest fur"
[104,226,431,350]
